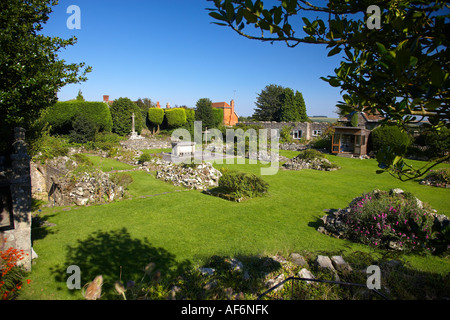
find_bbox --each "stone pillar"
[5,127,32,271]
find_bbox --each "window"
[292,130,302,139]
[313,130,322,136]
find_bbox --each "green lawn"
[20,152,450,300]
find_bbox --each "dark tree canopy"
[0,0,91,152]
[195,98,215,129]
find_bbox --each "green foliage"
[138,153,152,164]
[109,172,134,189]
[218,170,269,199]
[254,85,308,122]
[296,149,325,160]
[342,190,447,253]
[423,168,450,187]
[425,127,450,159]
[147,108,165,131]
[195,98,215,129]
[253,84,285,121]
[208,0,449,130]
[372,125,411,156]
[350,112,359,127]
[69,115,97,144]
[90,132,123,152]
[280,125,293,143]
[110,98,143,136]
[30,133,69,162]
[164,108,187,128]
[212,108,224,127]
[280,88,309,122]
[43,101,113,136]
[76,90,85,102]
[0,0,91,153]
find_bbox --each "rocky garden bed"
[317,188,449,254]
[282,149,340,171]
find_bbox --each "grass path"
[20,152,450,300]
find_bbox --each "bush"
[422,168,450,187]
[138,153,152,163]
[218,171,269,199]
[30,133,69,162]
[43,101,113,136]
[371,125,411,156]
[296,149,325,160]
[147,108,165,132]
[164,108,186,128]
[109,172,134,189]
[91,132,123,151]
[69,115,97,144]
[342,190,439,253]
[110,98,143,136]
[425,127,450,159]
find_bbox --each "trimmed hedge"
[148,108,165,130]
[43,101,113,135]
[165,108,187,128]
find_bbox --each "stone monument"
[129,112,143,140]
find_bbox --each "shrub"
[164,108,186,128]
[43,101,113,135]
[69,114,97,144]
[109,172,133,189]
[425,127,450,159]
[147,108,165,132]
[371,125,411,156]
[30,133,69,162]
[342,190,439,253]
[110,98,143,136]
[212,108,224,127]
[296,149,325,160]
[138,153,152,163]
[91,132,123,151]
[422,168,450,187]
[280,125,293,143]
[218,171,269,199]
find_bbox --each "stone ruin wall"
[0,128,32,271]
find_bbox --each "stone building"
[240,121,330,141]
[0,128,32,271]
[331,111,384,157]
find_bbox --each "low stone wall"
[120,137,171,150]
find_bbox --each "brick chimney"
[166,102,170,109]
[103,95,109,103]
[230,99,235,113]
[156,101,161,108]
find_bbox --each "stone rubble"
[282,154,340,171]
[153,159,222,190]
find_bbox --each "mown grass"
[20,151,450,300]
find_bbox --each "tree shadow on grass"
[51,228,192,299]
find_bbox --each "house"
[211,100,239,126]
[331,111,384,157]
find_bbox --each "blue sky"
[42,0,344,117]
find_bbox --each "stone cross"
[131,113,136,134]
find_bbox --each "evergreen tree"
[195,98,214,129]
[253,84,284,121]
[295,91,308,122]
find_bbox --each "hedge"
[43,101,113,135]
[165,108,187,128]
[148,108,165,129]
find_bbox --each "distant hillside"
[308,116,338,123]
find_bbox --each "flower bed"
[318,189,449,254]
